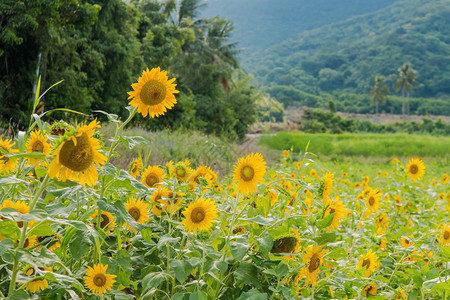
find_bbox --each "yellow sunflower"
[151,186,170,216]
[401,237,414,248]
[295,161,303,169]
[375,212,389,229]
[181,196,218,234]
[166,191,184,213]
[128,67,179,118]
[395,288,407,300]
[310,169,317,177]
[26,130,51,165]
[441,224,450,246]
[23,235,39,249]
[283,150,290,158]
[296,245,328,286]
[0,200,30,214]
[366,189,382,212]
[190,165,214,185]
[362,283,377,297]
[406,158,425,181]
[232,152,267,195]
[125,197,150,229]
[391,157,399,165]
[0,137,18,173]
[84,263,116,296]
[442,174,449,185]
[267,190,278,205]
[323,197,348,232]
[173,161,191,182]
[128,157,143,178]
[321,171,334,204]
[90,211,116,232]
[47,120,107,186]
[357,249,380,277]
[24,278,49,293]
[141,165,166,188]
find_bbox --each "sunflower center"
[32,141,44,153]
[131,163,139,174]
[100,213,110,229]
[362,258,371,269]
[367,285,374,293]
[51,127,66,136]
[329,208,336,215]
[308,254,321,272]
[128,207,141,221]
[444,231,450,240]
[93,274,107,287]
[59,133,93,172]
[191,207,205,223]
[140,80,167,106]
[368,196,375,206]
[23,238,29,249]
[409,165,418,174]
[176,167,186,178]
[240,166,255,181]
[145,174,158,187]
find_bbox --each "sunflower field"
[0,68,449,300]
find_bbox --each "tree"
[393,63,418,115]
[370,75,389,114]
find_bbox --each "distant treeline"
[300,108,450,135]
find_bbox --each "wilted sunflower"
[366,189,382,212]
[151,186,170,216]
[0,137,18,173]
[362,283,377,297]
[125,197,150,229]
[25,130,51,166]
[90,211,116,233]
[357,249,380,277]
[323,197,348,232]
[406,158,425,181]
[181,196,218,234]
[141,165,166,188]
[128,157,143,178]
[271,234,300,254]
[441,224,450,246]
[128,67,179,118]
[232,152,267,195]
[84,263,116,296]
[47,120,106,186]
[296,245,328,286]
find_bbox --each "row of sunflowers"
[0,67,449,299]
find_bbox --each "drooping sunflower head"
[26,130,51,165]
[441,224,450,246]
[406,158,425,181]
[362,283,377,296]
[49,121,72,137]
[84,263,116,296]
[128,157,143,178]
[357,249,380,277]
[151,186,170,216]
[141,165,166,188]
[181,196,218,234]
[125,197,150,228]
[271,234,300,254]
[128,67,179,118]
[232,152,267,195]
[47,120,107,186]
[0,137,18,174]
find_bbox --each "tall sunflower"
[26,130,51,166]
[406,158,425,181]
[232,153,267,195]
[84,263,116,296]
[181,196,218,234]
[441,224,450,246]
[47,120,106,186]
[128,67,179,118]
[128,157,143,178]
[323,197,348,232]
[125,197,150,229]
[141,165,166,188]
[296,245,328,286]
[0,137,18,173]
[357,249,380,277]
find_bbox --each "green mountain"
[202,0,399,52]
[245,0,450,99]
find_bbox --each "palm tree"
[393,63,418,115]
[370,75,389,114]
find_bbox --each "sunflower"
[323,197,348,232]
[321,171,334,204]
[150,186,170,216]
[406,158,425,181]
[296,245,328,286]
[366,189,382,212]
[23,235,39,249]
[362,283,377,297]
[166,191,184,213]
[310,169,317,177]
[173,161,191,182]
[26,130,51,166]
[24,278,49,293]
[295,161,303,169]
[354,182,361,189]
[91,211,116,232]
[375,212,389,229]
[190,165,214,185]
[84,263,116,296]
[125,197,150,229]
[128,157,143,178]
[0,137,18,173]
[271,234,300,254]
[141,165,166,188]
[395,288,407,300]
[181,196,218,234]
[401,236,414,248]
[49,121,72,136]
[442,174,449,185]
[0,200,30,214]
[47,120,107,186]
[128,67,179,118]
[267,190,278,206]
[232,153,267,195]
[441,224,450,246]
[357,249,380,277]
[283,150,290,158]
[391,157,399,165]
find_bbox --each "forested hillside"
[246,0,450,101]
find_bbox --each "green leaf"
[0,177,28,185]
[234,262,261,288]
[0,220,20,239]
[142,272,166,294]
[170,259,189,283]
[441,247,450,258]
[230,239,250,260]
[314,232,336,245]
[28,222,53,237]
[69,230,92,260]
[431,282,450,296]
[157,235,180,250]
[141,228,153,243]
[7,289,29,300]
[327,247,347,259]
[119,135,149,150]
[189,291,208,300]
[0,239,14,257]
[240,215,274,225]
[257,233,273,256]
[275,263,289,277]
[316,212,335,229]
[237,289,268,300]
